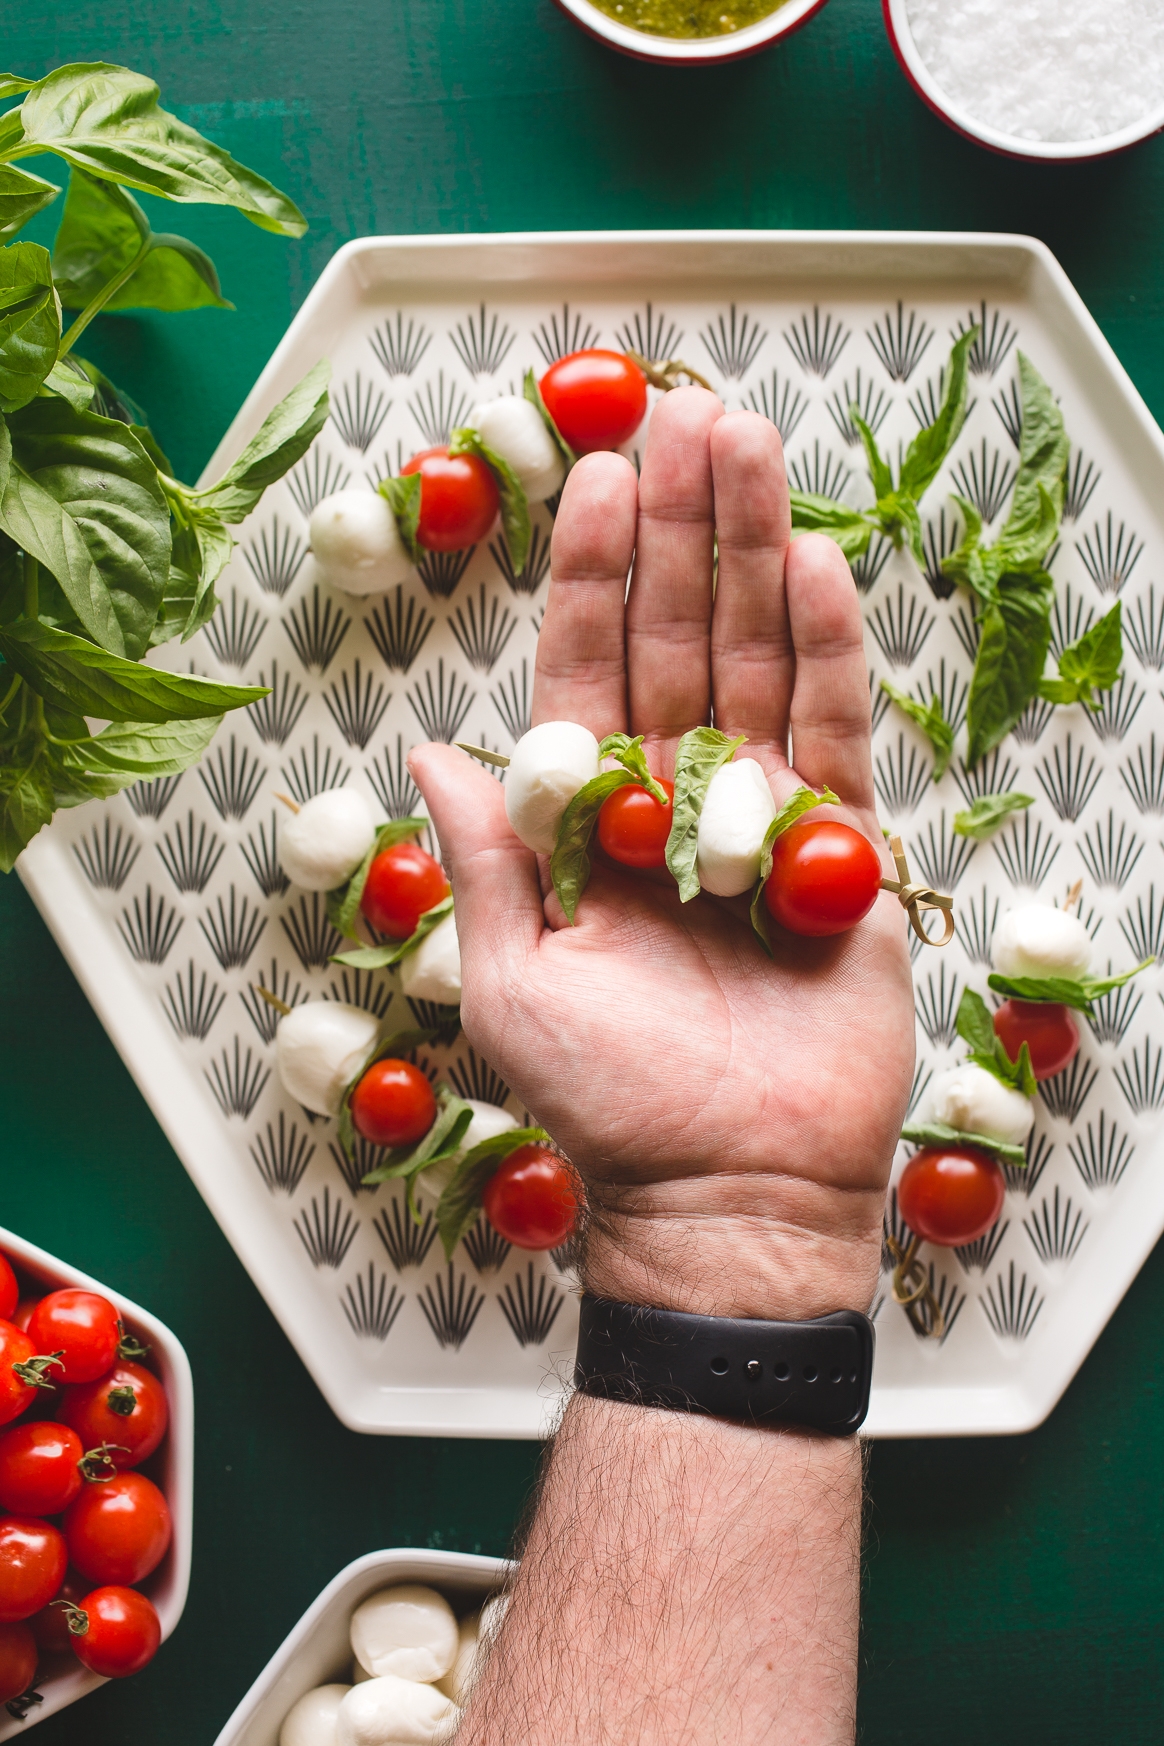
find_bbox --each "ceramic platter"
[19,232,1164,1438]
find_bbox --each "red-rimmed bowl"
[883,0,1164,162]
[554,0,830,67]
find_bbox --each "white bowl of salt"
[884,0,1164,160]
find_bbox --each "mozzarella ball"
[695,758,778,898]
[309,490,414,596]
[436,1612,480,1705]
[280,1685,351,1746]
[504,721,600,855]
[352,1659,373,1684]
[336,1678,457,1746]
[276,1002,380,1117]
[994,904,1092,983]
[349,1586,458,1684]
[919,1063,1034,1147]
[280,789,376,892]
[478,1593,509,1648]
[416,1101,519,1202]
[470,397,566,502]
[398,909,461,1007]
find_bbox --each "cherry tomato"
[0,1621,36,1705]
[538,351,648,453]
[400,446,499,551]
[897,1144,1006,1247]
[763,820,882,938]
[597,780,674,870]
[68,1587,160,1679]
[360,841,449,940]
[64,1471,172,1587]
[0,1257,16,1325]
[0,1517,67,1622]
[29,1570,87,1655]
[350,1060,436,1149]
[60,1362,168,1471]
[10,1302,36,1334]
[993,999,1079,1081]
[0,1422,83,1516]
[0,1321,43,1428]
[27,1292,120,1385]
[482,1145,580,1250]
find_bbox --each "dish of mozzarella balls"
[280,1582,506,1746]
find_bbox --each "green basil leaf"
[788,489,873,560]
[358,1082,472,1180]
[898,326,976,501]
[0,240,58,412]
[988,959,1153,1012]
[551,768,636,924]
[10,63,306,236]
[955,987,998,1058]
[52,168,231,313]
[900,1120,1027,1168]
[880,681,954,781]
[874,489,924,565]
[852,409,893,501]
[56,714,222,783]
[956,987,1035,1095]
[0,617,265,721]
[328,815,427,941]
[523,368,576,471]
[378,473,421,564]
[331,891,453,969]
[192,359,330,523]
[598,732,668,806]
[449,426,530,576]
[1004,352,1068,544]
[435,1126,551,1259]
[664,727,748,902]
[964,575,1054,767]
[0,753,53,870]
[952,792,1034,839]
[941,496,994,601]
[1039,601,1123,711]
[40,357,96,412]
[0,164,58,241]
[748,784,840,954]
[0,77,37,104]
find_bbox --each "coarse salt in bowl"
[554,0,831,68]
[883,0,1164,161]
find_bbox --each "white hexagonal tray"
[18,231,1164,1438]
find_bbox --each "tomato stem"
[12,1350,64,1389]
[52,1600,90,1637]
[78,1441,131,1482]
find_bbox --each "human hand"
[409,389,915,1320]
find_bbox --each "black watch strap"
[575,1294,874,1436]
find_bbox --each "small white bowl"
[213,1547,513,1746]
[554,0,830,67]
[882,0,1164,162]
[0,1226,194,1741]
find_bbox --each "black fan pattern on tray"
[1024,1188,1088,1265]
[746,372,808,444]
[419,1266,484,1349]
[492,521,551,597]
[701,306,766,379]
[295,1188,359,1269]
[533,304,597,367]
[365,588,435,672]
[980,1263,1044,1341]
[826,369,891,446]
[162,961,226,1042]
[245,518,306,597]
[1076,512,1143,595]
[74,820,140,891]
[118,887,182,964]
[783,307,849,378]
[869,303,932,382]
[205,1036,270,1121]
[619,303,682,364]
[499,1265,565,1347]
[953,302,1016,378]
[157,812,224,894]
[374,1198,439,1271]
[250,1112,314,1195]
[369,313,432,378]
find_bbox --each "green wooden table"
[4,5,1164,1739]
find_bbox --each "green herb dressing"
[589,0,790,38]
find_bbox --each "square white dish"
[17,228,1164,1439]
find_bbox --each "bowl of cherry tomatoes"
[0,1227,192,1738]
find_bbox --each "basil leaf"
[331,891,453,969]
[192,360,330,524]
[964,575,1054,767]
[40,357,96,412]
[665,727,748,901]
[10,63,306,236]
[552,768,637,924]
[523,368,576,470]
[749,784,840,954]
[1039,601,1122,710]
[52,168,230,313]
[83,363,148,430]
[852,410,893,502]
[788,489,873,560]
[955,987,1036,1096]
[898,326,976,501]
[449,427,530,576]
[0,163,56,240]
[378,473,421,564]
[988,959,1153,1012]
[952,792,1034,840]
[0,755,53,871]
[436,1126,551,1259]
[874,489,925,566]
[0,240,58,412]
[0,617,265,721]
[598,732,668,806]
[1005,352,1068,543]
[955,987,997,1058]
[359,1082,473,1181]
[0,77,36,102]
[328,815,427,941]
[900,1120,1027,1168]
[56,715,222,784]
[880,681,954,781]
[941,496,994,601]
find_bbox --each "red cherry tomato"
[400,446,499,551]
[27,1292,119,1385]
[538,351,648,453]
[897,1145,1006,1247]
[0,1422,83,1516]
[0,1322,42,1428]
[10,1302,36,1334]
[360,841,449,940]
[0,1257,16,1325]
[0,1517,67,1622]
[597,780,674,870]
[0,1621,36,1704]
[29,1570,87,1655]
[60,1362,168,1471]
[349,1060,437,1150]
[64,1471,171,1587]
[993,999,1079,1081]
[482,1145,580,1250]
[69,1587,160,1679]
[763,820,882,938]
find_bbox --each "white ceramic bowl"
[0,1226,194,1740]
[213,1548,512,1746]
[554,0,830,67]
[882,0,1164,161]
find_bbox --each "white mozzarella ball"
[280,1684,351,1746]
[994,904,1092,982]
[504,721,600,854]
[280,789,376,892]
[919,1063,1034,1146]
[309,490,414,596]
[352,1659,373,1684]
[336,1677,457,1746]
[349,1585,458,1684]
[416,1101,519,1202]
[398,909,461,1006]
[276,1002,380,1117]
[694,758,778,897]
[470,397,566,502]
[435,1612,480,1704]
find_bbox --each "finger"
[709,411,795,754]
[532,451,637,737]
[784,532,877,814]
[625,386,723,743]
